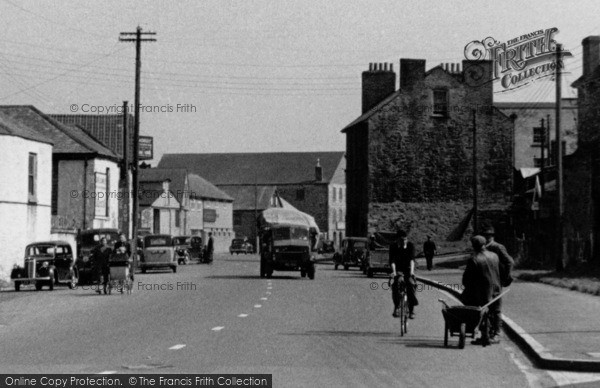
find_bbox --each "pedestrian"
[90,237,112,294]
[389,230,418,319]
[461,235,501,345]
[206,232,214,263]
[114,233,132,258]
[423,235,437,271]
[482,226,515,342]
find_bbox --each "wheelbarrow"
[439,289,510,349]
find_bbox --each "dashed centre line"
[169,344,186,350]
[254,304,262,308]
[260,297,268,300]
[212,326,224,331]
[238,314,249,318]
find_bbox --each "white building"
[0,111,53,281]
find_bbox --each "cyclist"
[389,230,418,319]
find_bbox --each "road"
[0,253,554,387]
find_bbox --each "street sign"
[139,136,153,160]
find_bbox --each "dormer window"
[433,89,448,116]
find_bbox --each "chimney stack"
[400,58,426,90]
[361,62,396,113]
[315,158,323,182]
[582,36,600,77]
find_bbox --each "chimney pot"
[315,158,323,182]
[390,63,393,72]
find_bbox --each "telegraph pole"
[122,100,130,238]
[540,118,545,197]
[472,109,478,234]
[555,43,564,271]
[120,27,156,255]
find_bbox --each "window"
[533,158,543,168]
[339,187,343,202]
[296,188,305,201]
[338,208,343,223]
[433,89,448,116]
[175,210,180,227]
[332,209,337,223]
[28,153,37,202]
[332,188,336,202]
[533,126,545,144]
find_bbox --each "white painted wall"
[91,158,120,229]
[0,136,52,281]
[203,200,233,253]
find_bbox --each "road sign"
[139,136,153,160]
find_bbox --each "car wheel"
[48,280,54,291]
[344,265,349,271]
[300,269,306,278]
[14,281,20,292]
[172,266,177,273]
[141,268,147,274]
[367,268,374,278]
[35,282,42,291]
[308,265,315,280]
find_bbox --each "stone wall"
[277,184,329,232]
[367,67,513,204]
[369,201,474,254]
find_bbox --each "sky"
[0,0,597,164]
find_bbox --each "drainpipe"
[83,159,88,229]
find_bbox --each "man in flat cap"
[482,226,514,343]
[462,235,501,345]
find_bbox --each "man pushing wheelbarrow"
[439,235,506,348]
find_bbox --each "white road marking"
[267,287,272,290]
[266,291,271,295]
[98,371,117,374]
[169,344,186,350]
[238,314,248,318]
[211,326,224,331]
[254,304,262,308]
[547,370,600,386]
[260,297,267,300]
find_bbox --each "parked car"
[140,235,177,273]
[173,236,192,265]
[318,239,336,254]
[333,237,369,271]
[365,248,392,278]
[229,238,253,255]
[76,228,120,284]
[11,241,78,291]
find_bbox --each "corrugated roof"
[50,114,135,160]
[218,185,278,210]
[158,152,345,185]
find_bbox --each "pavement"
[416,253,600,372]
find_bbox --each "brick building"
[342,60,514,249]
[158,152,346,247]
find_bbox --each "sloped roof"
[50,113,135,160]
[138,181,181,207]
[218,185,279,210]
[139,168,188,204]
[0,106,118,159]
[0,110,53,145]
[188,174,233,202]
[158,152,345,185]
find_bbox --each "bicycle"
[389,275,408,336]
